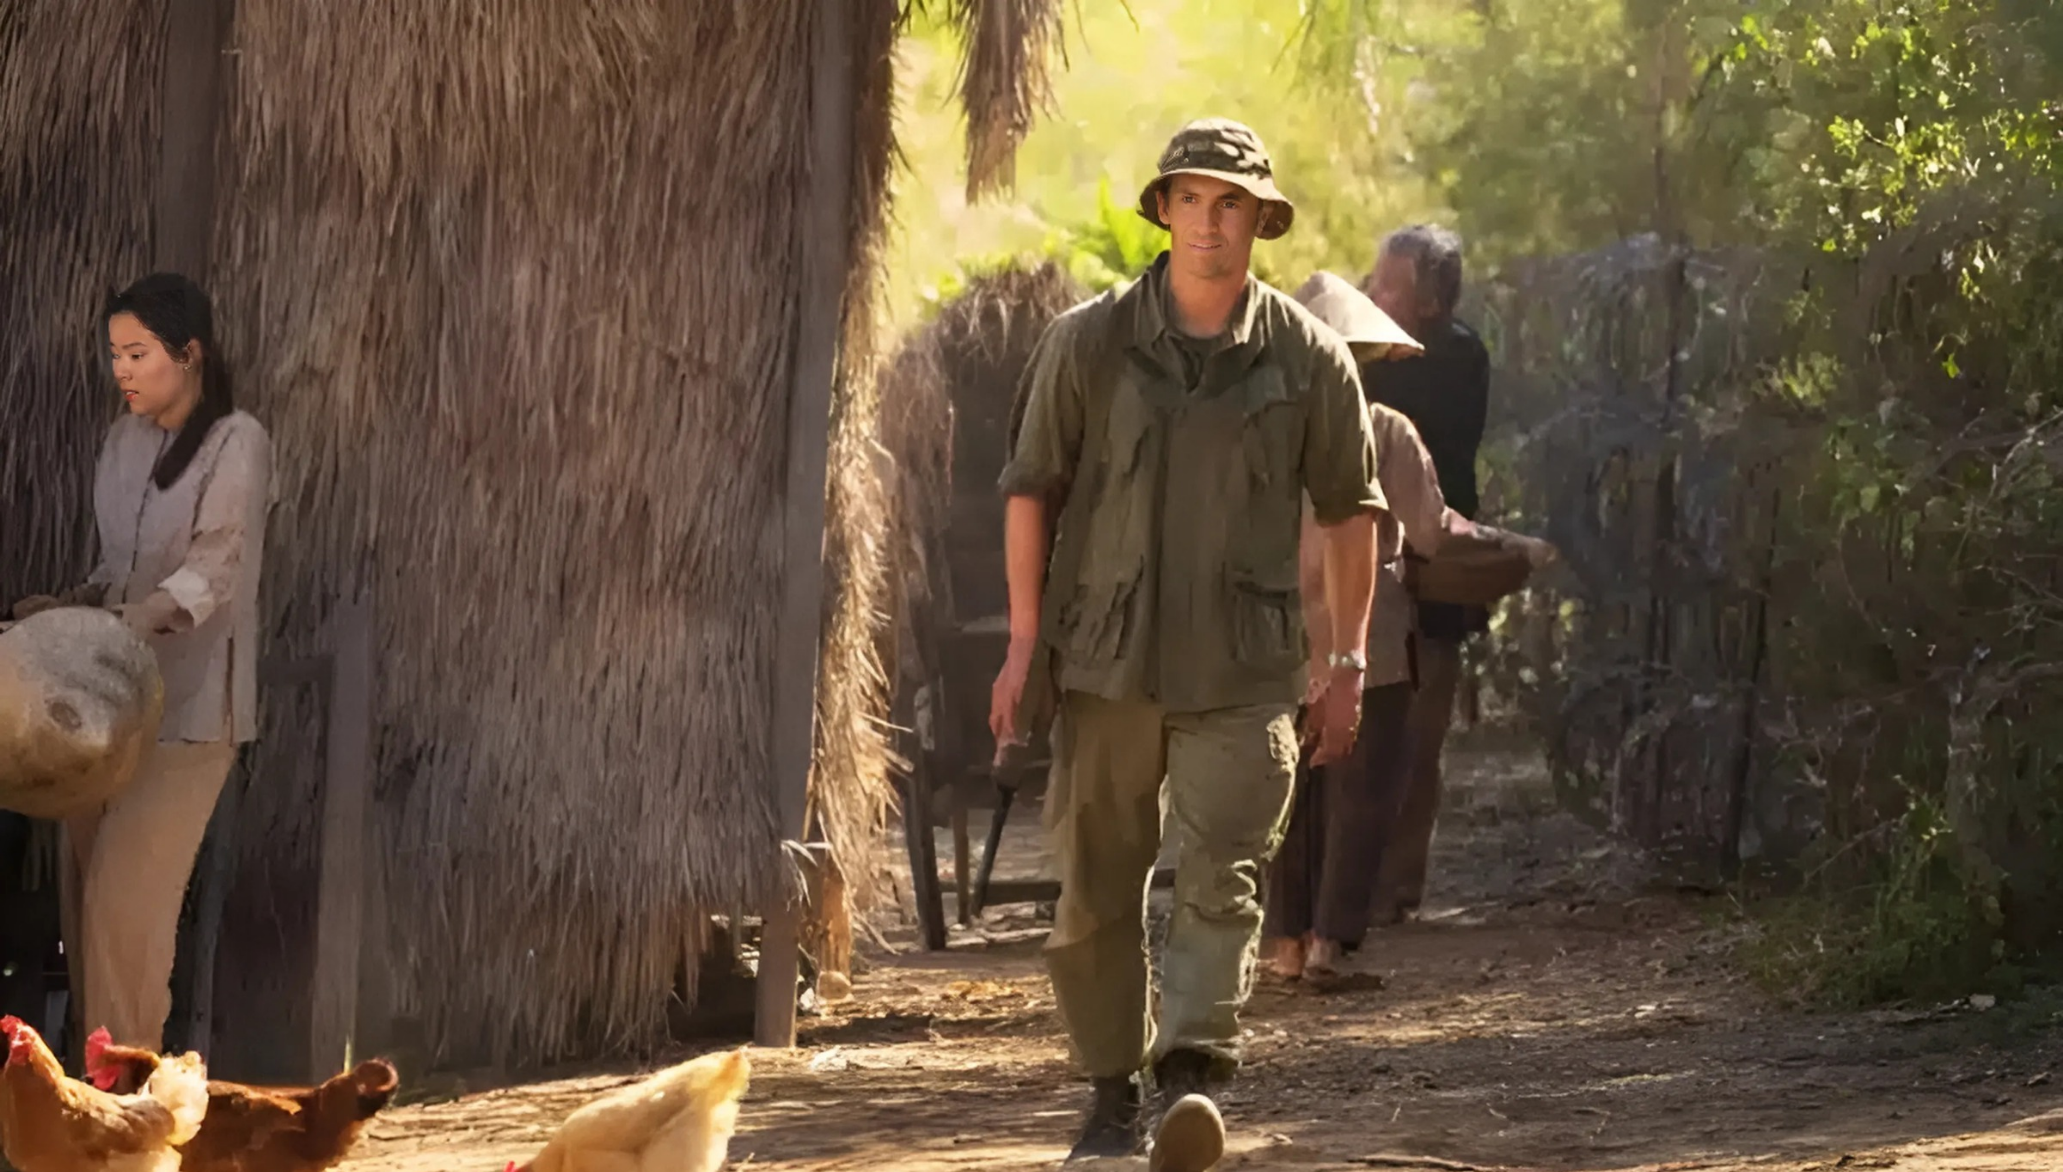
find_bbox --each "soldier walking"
[989,119,1384,1165]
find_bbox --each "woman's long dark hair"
[104,273,234,490]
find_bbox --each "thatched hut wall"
[203,1,904,1072]
[0,3,166,1023]
[0,1,162,604]
[3,0,1065,1074]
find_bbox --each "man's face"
[1367,248,1423,336]
[1157,174,1262,282]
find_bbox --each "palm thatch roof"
[3,0,1066,1072]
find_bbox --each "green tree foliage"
[890,1,2063,1004]
[1317,0,2063,1002]
[886,0,1460,328]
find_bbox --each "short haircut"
[1381,224,1464,317]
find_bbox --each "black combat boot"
[1065,1073,1143,1161]
[1149,1049,1227,1172]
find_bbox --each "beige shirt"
[1296,402,1451,690]
[1365,404,1450,687]
[87,411,271,743]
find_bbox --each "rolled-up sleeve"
[1303,335,1386,524]
[159,422,271,629]
[998,310,1086,499]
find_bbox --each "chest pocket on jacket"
[1060,366,1158,665]
[1231,367,1301,590]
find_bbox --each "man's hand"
[1310,666,1364,766]
[1302,654,1330,708]
[989,638,1036,765]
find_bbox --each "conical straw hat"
[1292,271,1423,362]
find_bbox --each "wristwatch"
[1327,649,1367,673]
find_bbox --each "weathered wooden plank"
[755,0,854,1049]
[903,739,947,951]
[309,599,373,1077]
[155,0,231,277]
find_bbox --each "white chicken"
[506,1047,749,1172]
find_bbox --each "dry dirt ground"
[342,740,2063,1172]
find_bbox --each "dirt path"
[342,741,2063,1171]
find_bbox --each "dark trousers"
[1263,683,1415,947]
[1374,636,1463,917]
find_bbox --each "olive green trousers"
[1042,690,1299,1079]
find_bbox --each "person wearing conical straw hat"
[1262,273,1462,985]
[990,119,1384,1167]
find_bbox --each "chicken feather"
[0,1017,207,1172]
[510,1047,750,1172]
[83,1028,398,1172]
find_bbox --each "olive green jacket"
[1000,254,1384,714]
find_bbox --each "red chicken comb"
[83,1028,122,1091]
[0,1018,31,1064]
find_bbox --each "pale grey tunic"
[86,411,271,744]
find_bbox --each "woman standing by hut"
[10,273,271,1050]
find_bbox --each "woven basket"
[1410,522,1559,607]
[0,608,163,820]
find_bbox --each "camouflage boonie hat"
[1138,118,1295,240]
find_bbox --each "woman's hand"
[9,595,60,621]
[111,593,186,639]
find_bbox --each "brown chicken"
[506,1047,750,1172]
[0,1017,209,1172]
[84,1029,398,1172]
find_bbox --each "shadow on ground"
[342,740,2063,1172]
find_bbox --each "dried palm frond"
[950,0,1068,202]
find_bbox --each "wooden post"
[755,0,855,1049]
[179,756,242,1056]
[952,808,972,925]
[309,599,374,1077]
[901,724,948,951]
[154,0,232,277]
